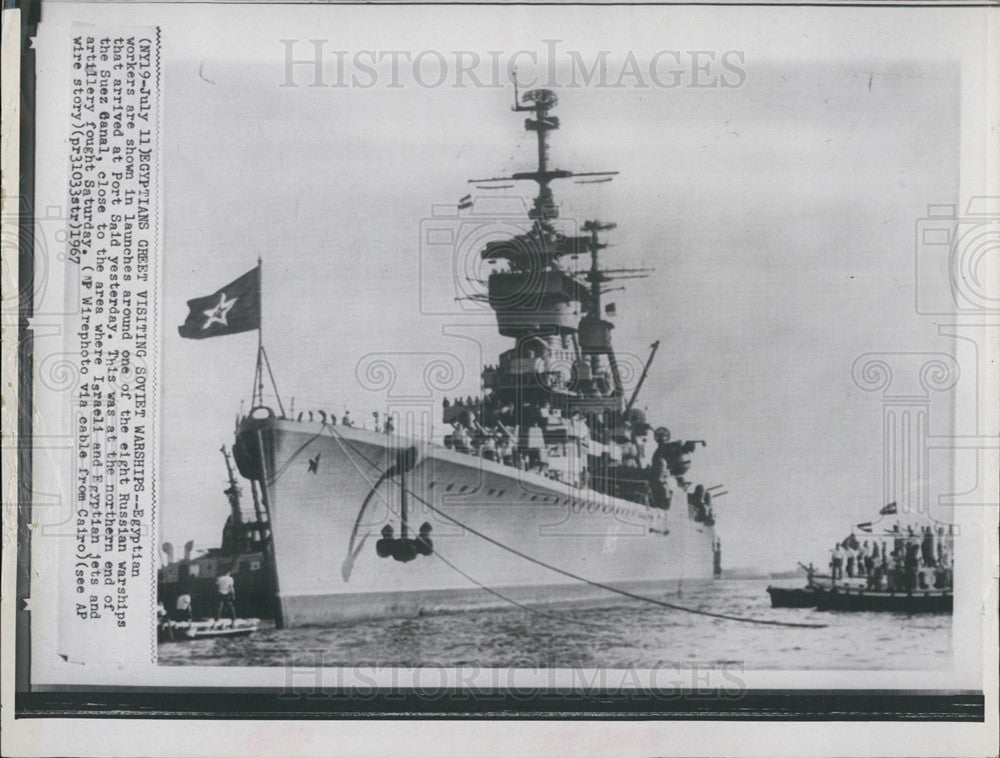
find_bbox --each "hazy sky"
[153,6,961,571]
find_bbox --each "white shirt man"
[216,574,235,595]
[214,573,236,624]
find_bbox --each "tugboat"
[158,446,273,620]
[230,88,723,627]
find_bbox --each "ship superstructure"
[230,88,721,627]
[443,87,716,519]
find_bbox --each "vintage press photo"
[3,1,998,755]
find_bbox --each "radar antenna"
[470,87,618,224]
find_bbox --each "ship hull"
[234,416,716,626]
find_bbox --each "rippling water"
[158,579,951,669]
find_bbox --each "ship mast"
[468,88,654,417]
[220,445,246,556]
[469,88,618,232]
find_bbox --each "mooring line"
[327,427,827,630]
[327,427,614,629]
[429,549,618,632]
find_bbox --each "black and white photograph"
[3,1,997,756]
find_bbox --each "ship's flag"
[879,501,898,515]
[458,194,473,210]
[856,522,873,533]
[178,265,261,339]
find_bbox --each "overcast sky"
[149,5,963,572]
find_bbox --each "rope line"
[430,550,617,631]
[326,427,827,630]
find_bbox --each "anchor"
[374,445,433,563]
[341,445,431,581]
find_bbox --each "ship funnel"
[183,540,194,561]
[162,542,174,563]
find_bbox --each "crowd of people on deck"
[277,400,715,520]
[827,523,954,592]
[289,408,395,435]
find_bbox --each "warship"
[229,88,723,626]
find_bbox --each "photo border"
[3,0,995,740]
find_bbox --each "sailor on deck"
[651,428,701,486]
[649,428,676,509]
[620,421,640,468]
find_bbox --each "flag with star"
[178,265,260,339]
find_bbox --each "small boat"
[766,586,817,608]
[158,617,260,642]
[812,586,952,613]
[765,570,866,608]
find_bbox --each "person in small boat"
[157,602,175,641]
[904,530,921,592]
[864,542,877,578]
[921,525,936,567]
[174,589,192,622]
[214,572,237,624]
[830,543,844,580]
[869,560,886,591]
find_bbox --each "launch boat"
[229,88,723,627]
[766,522,955,613]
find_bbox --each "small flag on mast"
[178,265,261,339]
[856,522,873,533]
[879,501,898,515]
[458,194,473,210]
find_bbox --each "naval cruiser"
[230,88,723,626]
